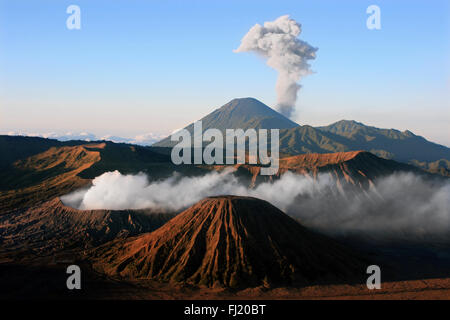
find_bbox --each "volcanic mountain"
[92,196,367,288]
[152,97,450,172]
[153,97,299,148]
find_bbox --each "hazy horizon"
[1,0,449,146]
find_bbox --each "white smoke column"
[234,15,317,118]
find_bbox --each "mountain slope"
[316,120,450,163]
[0,198,176,260]
[0,143,104,212]
[92,196,367,288]
[0,135,82,168]
[278,125,348,155]
[200,97,299,130]
[153,97,299,147]
[0,141,186,213]
[277,150,423,184]
[409,159,450,177]
[209,150,424,188]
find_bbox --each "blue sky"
[0,0,449,145]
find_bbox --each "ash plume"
[234,15,317,118]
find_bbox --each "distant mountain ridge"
[277,121,450,163]
[0,138,430,214]
[1,131,164,146]
[153,98,450,169]
[315,120,449,163]
[211,150,424,188]
[2,98,449,174]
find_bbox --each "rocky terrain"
[0,197,176,263]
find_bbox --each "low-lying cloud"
[62,170,449,241]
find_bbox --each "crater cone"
[92,196,367,288]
